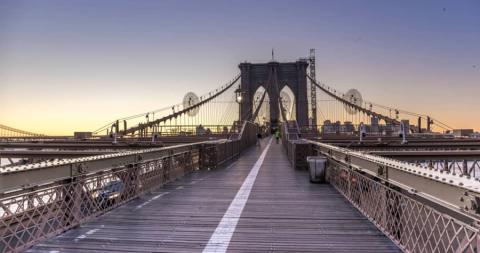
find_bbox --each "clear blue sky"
[0,0,479,134]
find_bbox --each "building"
[453,129,474,137]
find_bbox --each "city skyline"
[1,0,479,135]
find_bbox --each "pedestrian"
[256,132,262,147]
[275,128,281,144]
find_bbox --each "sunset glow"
[0,0,479,135]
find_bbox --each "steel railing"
[327,163,479,253]
[281,121,480,253]
[308,140,480,253]
[0,121,258,253]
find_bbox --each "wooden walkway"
[28,138,400,252]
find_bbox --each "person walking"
[275,128,281,144]
[256,132,262,147]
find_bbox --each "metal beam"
[310,136,480,150]
[0,150,114,159]
[0,142,163,149]
[369,150,480,160]
[0,141,218,192]
[0,121,259,193]
[308,140,480,219]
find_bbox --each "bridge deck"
[28,138,400,253]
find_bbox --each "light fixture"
[236,95,243,103]
[235,86,246,121]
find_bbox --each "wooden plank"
[27,138,400,252]
[227,141,401,252]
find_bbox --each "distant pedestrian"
[256,132,262,147]
[275,129,281,144]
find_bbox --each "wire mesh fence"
[327,164,480,253]
[0,146,200,253]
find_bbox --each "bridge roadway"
[27,138,400,252]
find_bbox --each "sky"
[0,0,479,135]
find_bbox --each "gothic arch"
[251,86,270,124]
[279,85,295,121]
[239,60,308,126]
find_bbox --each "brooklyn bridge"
[1,54,480,253]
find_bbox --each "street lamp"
[235,86,245,122]
[236,93,243,103]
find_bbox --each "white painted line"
[48,251,59,253]
[135,192,170,210]
[85,228,99,235]
[74,228,100,242]
[203,138,272,253]
[175,186,184,190]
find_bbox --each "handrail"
[308,140,480,221]
[0,141,219,193]
[0,120,256,193]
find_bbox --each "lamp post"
[235,86,245,122]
